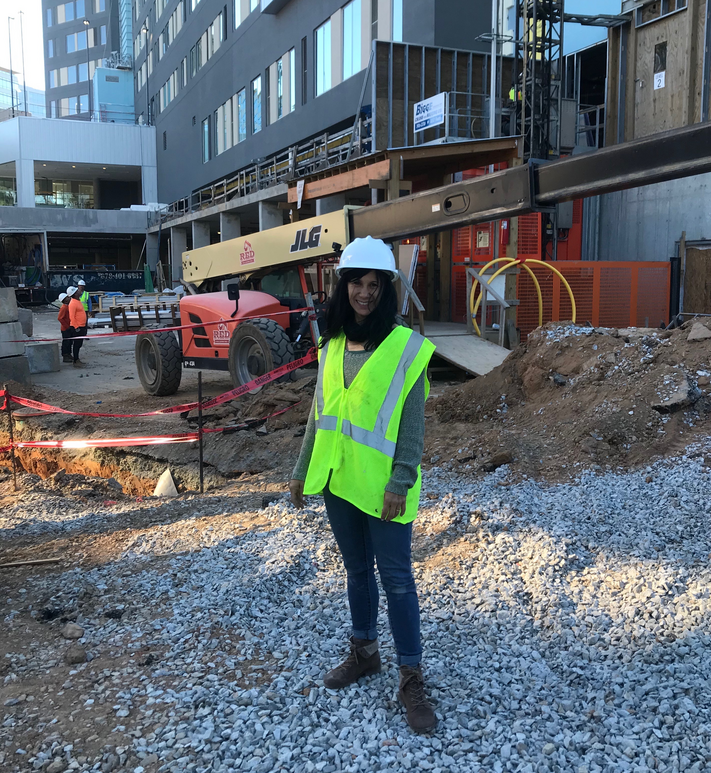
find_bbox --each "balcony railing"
[153,114,373,225]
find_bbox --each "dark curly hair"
[320,268,398,351]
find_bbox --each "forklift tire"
[135,331,183,396]
[228,318,294,392]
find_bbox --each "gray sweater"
[291,349,426,496]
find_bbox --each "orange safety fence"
[516,261,671,340]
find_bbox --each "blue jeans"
[324,486,422,667]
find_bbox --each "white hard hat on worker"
[58,293,68,302]
[335,236,399,281]
[66,286,78,296]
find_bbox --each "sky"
[564,0,622,54]
[0,0,622,94]
[0,0,46,91]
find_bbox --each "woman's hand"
[381,491,407,521]
[289,479,305,509]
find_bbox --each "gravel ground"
[3,447,711,773]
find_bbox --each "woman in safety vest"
[289,236,437,733]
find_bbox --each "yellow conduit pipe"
[519,259,577,325]
[469,257,543,336]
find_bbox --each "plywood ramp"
[424,322,510,377]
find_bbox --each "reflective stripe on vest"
[314,332,426,456]
[314,340,338,431]
[339,332,425,457]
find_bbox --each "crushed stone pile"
[1,448,711,773]
[429,321,711,478]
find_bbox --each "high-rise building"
[133,0,494,203]
[41,0,122,119]
[0,68,46,120]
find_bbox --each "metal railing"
[153,114,373,226]
[577,104,605,149]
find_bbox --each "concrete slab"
[25,341,60,374]
[0,321,25,358]
[0,355,32,385]
[0,288,18,324]
[18,308,33,337]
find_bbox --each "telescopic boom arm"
[183,123,711,287]
[349,122,711,241]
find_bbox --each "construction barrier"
[0,345,313,492]
[516,261,671,339]
[9,307,311,344]
[2,349,316,419]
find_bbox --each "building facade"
[41,0,122,119]
[132,0,494,203]
[0,68,46,120]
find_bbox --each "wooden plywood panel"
[375,42,391,150]
[391,44,406,147]
[684,247,711,314]
[407,46,422,143]
[633,11,690,138]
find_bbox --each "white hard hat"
[78,279,86,286]
[335,236,398,281]
[58,293,67,302]
[66,286,78,296]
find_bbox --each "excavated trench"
[0,408,305,496]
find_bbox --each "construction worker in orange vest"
[66,286,88,367]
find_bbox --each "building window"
[371,0,377,40]
[215,97,232,155]
[78,62,88,81]
[301,36,307,105]
[315,19,331,97]
[233,87,246,142]
[76,0,85,18]
[100,25,107,44]
[47,8,53,27]
[66,31,87,52]
[50,100,57,117]
[49,70,57,88]
[180,57,187,88]
[277,59,283,119]
[252,75,262,133]
[163,131,167,150]
[95,0,106,11]
[208,11,224,58]
[342,0,361,80]
[59,3,75,23]
[67,65,77,85]
[79,94,89,113]
[392,0,403,40]
[47,39,54,58]
[290,47,295,112]
[202,116,211,162]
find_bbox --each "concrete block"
[18,308,33,337]
[0,288,18,324]
[0,355,32,385]
[0,321,25,358]
[25,341,60,374]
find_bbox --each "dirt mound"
[428,321,711,478]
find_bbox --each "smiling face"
[347,270,382,324]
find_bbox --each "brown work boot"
[323,637,381,689]
[73,360,84,367]
[399,665,437,733]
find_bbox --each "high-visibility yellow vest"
[79,290,90,312]
[303,326,435,523]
